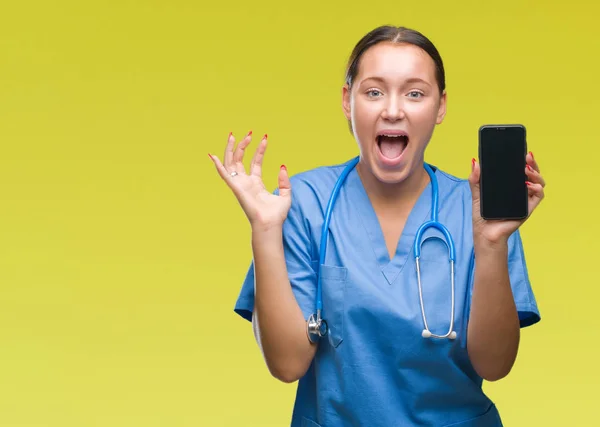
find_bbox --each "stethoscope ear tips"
[422,329,457,339]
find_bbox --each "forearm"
[467,239,520,381]
[251,225,317,383]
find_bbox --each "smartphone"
[478,124,528,220]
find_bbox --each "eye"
[366,89,383,98]
[407,90,424,98]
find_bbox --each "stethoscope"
[307,156,457,344]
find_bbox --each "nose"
[381,94,406,121]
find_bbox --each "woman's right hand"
[209,132,292,230]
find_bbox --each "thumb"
[278,164,292,199]
[468,158,480,204]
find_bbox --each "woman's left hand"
[468,152,546,246]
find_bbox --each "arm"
[467,239,520,381]
[209,132,316,384]
[467,153,546,381]
[251,225,317,383]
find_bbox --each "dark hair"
[345,26,445,94]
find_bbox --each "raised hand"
[209,132,292,230]
[468,151,546,245]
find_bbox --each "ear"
[436,90,447,124]
[342,84,352,120]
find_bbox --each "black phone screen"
[479,125,528,220]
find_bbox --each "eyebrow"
[359,76,432,87]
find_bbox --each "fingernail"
[281,164,286,171]
[208,153,213,160]
[529,151,534,159]
[229,132,232,137]
[471,158,475,170]
[526,181,533,186]
[247,131,252,137]
[526,164,533,171]
[263,133,268,140]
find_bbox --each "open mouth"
[376,133,409,159]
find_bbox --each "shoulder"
[434,166,471,194]
[286,158,355,210]
[431,165,473,213]
[275,159,355,245]
[288,159,352,191]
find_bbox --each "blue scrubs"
[234,158,540,427]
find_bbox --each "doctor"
[209,25,545,427]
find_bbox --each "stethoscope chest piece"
[307,313,327,343]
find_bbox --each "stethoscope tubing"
[308,157,457,342]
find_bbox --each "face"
[342,42,446,185]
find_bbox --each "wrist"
[474,235,509,258]
[251,222,284,240]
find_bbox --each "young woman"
[210,25,545,427]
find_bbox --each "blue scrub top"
[234,158,540,427]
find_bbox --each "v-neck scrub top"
[234,159,540,427]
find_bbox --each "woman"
[209,26,545,427]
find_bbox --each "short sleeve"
[507,230,540,328]
[233,183,317,323]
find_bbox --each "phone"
[478,124,528,220]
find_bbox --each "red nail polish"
[264,134,268,140]
[527,164,532,171]
[526,181,533,186]
[529,151,534,159]
[208,153,213,160]
[248,131,253,136]
[281,164,286,170]
[471,158,476,165]
[229,132,232,137]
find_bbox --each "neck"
[356,161,430,210]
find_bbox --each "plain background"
[0,0,597,425]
